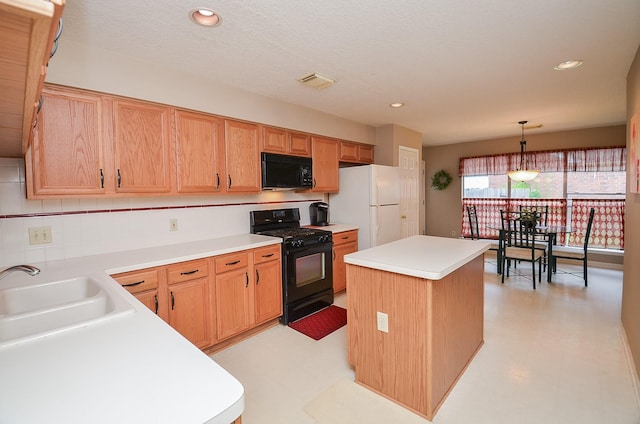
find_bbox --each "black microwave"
[261,153,313,190]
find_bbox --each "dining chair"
[550,208,595,286]
[521,209,549,271]
[466,205,500,253]
[501,217,545,289]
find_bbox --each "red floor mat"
[288,306,347,340]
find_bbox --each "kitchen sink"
[0,276,134,349]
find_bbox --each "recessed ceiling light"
[190,8,222,27]
[554,60,583,71]
[389,102,404,108]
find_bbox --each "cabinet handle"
[256,269,260,285]
[245,272,249,288]
[117,169,122,188]
[342,236,349,240]
[99,169,104,188]
[180,269,199,276]
[216,173,220,189]
[261,253,274,258]
[333,250,336,261]
[313,178,316,188]
[122,280,144,287]
[226,260,241,266]
[171,291,175,310]
[228,174,232,189]
[154,295,158,314]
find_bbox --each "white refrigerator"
[329,165,401,250]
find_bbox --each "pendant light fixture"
[507,120,539,182]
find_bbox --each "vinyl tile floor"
[211,262,640,423]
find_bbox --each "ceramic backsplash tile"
[0,157,326,267]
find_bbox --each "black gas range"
[250,208,334,324]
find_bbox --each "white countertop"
[304,223,358,233]
[0,234,282,424]
[344,235,490,280]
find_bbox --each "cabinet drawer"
[215,251,249,273]
[334,230,358,245]
[167,259,209,284]
[113,268,160,294]
[253,245,281,264]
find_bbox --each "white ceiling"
[59,0,640,146]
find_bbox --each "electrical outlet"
[376,311,389,333]
[169,219,178,232]
[451,230,456,237]
[28,226,52,245]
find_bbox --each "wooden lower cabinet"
[112,245,282,351]
[332,230,358,293]
[215,252,253,341]
[253,245,282,325]
[112,267,169,322]
[166,259,211,349]
[215,246,282,341]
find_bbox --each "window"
[459,147,626,249]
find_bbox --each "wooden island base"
[347,254,484,420]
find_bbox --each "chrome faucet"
[0,265,41,281]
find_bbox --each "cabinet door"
[254,259,282,324]
[339,142,359,162]
[168,278,211,349]
[311,136,339,192]
[261,125,288,154]
[358,144,374,163]
[215,268,252,340]
[134,290,161,316]
[113,98,171,193]
[224,119,260,193]
[333,241,357,293]
[289,132,311,157]
[29,87,105,196]
[175,110,225,193]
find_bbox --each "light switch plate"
[28,226,52,245]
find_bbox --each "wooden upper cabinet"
[261,126,288,154]
[311,136,340,192]
[289,132,311,157]
[28,86,105,196]
[224,119,261,193]
[175,110,225,193]
[261,126,311,157]
[112,98,172,193]
[340,141,374,164]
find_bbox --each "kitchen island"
[345,235,490,420]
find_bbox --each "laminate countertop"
[344,235,490,280]
[304,223,358,233]
[0,234,281,424]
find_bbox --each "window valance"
[459,146,626,177]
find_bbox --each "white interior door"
[399,146,420,239]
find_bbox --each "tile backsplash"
[0,158,323,267]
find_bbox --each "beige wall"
[374,124,423,166]
[422,125,626,238]
[375,124,425,234]
[47,40,377,145]
[622,45,640,383]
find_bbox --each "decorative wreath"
[431,169,453,191]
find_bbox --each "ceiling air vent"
[297,73,335,89]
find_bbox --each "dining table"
[490,224,575,283]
